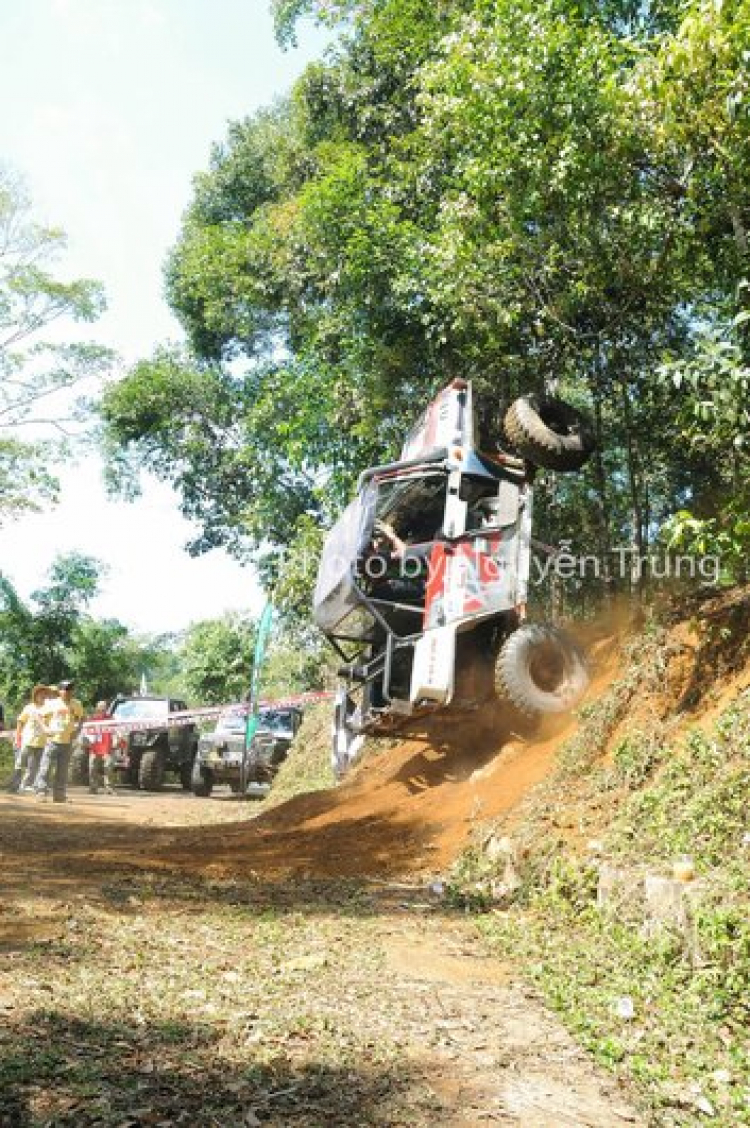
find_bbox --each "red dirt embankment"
[156,633,622,880]
[6,589,746,890]
[164,586,750,881]
[0,627,623,889]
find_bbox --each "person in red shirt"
[87,701,114,795]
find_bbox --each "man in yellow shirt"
[35,680,85,803]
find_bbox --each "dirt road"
[0,788,641,1126]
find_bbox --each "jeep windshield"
[111,699,169,720]
[259,710,296,737]
[215,710,246,735]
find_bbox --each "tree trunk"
[619,378,646,600]
[591,381,613,596]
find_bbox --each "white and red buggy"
[313,380,595,777]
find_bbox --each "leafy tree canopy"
[0,553,173,711]
[100,0,750,614]
[0,167,114,524]
[178,613,257,704]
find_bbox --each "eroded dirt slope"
[0,628,625,893]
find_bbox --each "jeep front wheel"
[191,762,214,798]
[138,747,166,791]
[495,624,589,715]
[179,757,194,791]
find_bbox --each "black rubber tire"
[495,623,589,715]
[179,759,194,791]
[191,762,214,798]
[138,747,166,791]
[504,394,595,472]
[125,762,140,789]
[69,748,90,786]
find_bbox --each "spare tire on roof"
[504,394,595,472]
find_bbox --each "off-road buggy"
[313,380,595,777]
[191,706,302,797]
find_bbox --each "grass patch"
[0,874,444,1126]
[448,643,750,1121]
[263,701,335,808]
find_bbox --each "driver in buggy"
[361,481,507,609]
[362,515,442,607]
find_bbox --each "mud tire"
[179,758,194,791]
[125,762,140,789]
[138,746,166,791]
[495,624,589,715]
[191,761,214,798]
[504,394,595,472]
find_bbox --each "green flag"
[242,601,273,789]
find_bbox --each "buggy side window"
[461,475,520,532]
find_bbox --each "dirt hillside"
[168,589,749,883]
[0,623,624,888]
[2,592,748,1125]
[4,591,746,895]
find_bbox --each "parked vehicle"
[109,695,198,791]
[191,706,302,797]
[313,379,595,777]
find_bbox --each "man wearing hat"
[35,680,84,803]
[10,684,50,793]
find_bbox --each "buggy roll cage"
[314,443,532,711]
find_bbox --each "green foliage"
[0,555,171,711]
[270,514,326,621]
[262,700,335,807]
[68,618,172,706]
[175,611,332,705]
[614,706,750,866]
[662,505,750,583]
[0,167,114,523]
[178,613,257,704]
[451,672,750,1118]
[271,0,355,48]
[263,625,334,698]
[99,0,750,619]
[611,731,667,787]
[99,344,372,565]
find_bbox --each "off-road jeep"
[313,379,596,777]
[109,695,198,791]
[191,706,302,797]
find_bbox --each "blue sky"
[0,0,328,633]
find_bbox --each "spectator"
[87,700,114,795]
[35,680,84,803]
[11,684,49,794]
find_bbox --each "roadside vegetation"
[448,590,750,1122]
[262,701,335,808]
